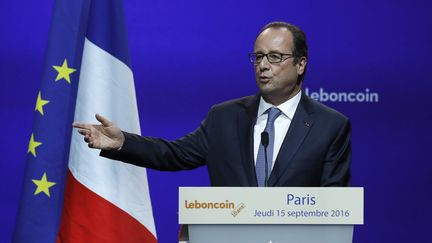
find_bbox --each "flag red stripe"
[57,170,157,243]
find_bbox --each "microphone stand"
[261,132,269,187]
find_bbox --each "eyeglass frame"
[249,52,295,64]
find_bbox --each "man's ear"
[296,56,307,75]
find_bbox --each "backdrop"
[1,0,431,242]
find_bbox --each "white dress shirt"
[253,91,302,170]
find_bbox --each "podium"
[179,187,363,243]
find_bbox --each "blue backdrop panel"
[1,0,431,242]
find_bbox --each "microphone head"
[261,131,269,147]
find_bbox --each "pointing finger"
[73,122,93,130]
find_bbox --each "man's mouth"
[259,76,271,83]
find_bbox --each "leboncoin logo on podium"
[184,200,235,209]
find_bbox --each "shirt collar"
[257,90,302,120]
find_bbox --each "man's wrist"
[116,132,125,151]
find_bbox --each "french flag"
[13,0,157,242]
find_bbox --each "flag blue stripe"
[86,0,131,66]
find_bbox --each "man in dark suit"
[74,21,351,187]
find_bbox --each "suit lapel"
[268,93,314,186]
[237,95,260,186]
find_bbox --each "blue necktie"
[256,107,282,187]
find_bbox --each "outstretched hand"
[72,114,125,150]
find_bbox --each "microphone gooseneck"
[261,131,269,187]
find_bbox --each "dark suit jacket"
[101,93,351,187]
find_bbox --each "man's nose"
[258,56,271,71]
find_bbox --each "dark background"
[1,0,431,242]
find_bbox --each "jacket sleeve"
[100,109,214,171]
[320,119,352,186]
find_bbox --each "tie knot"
[266,107,282,124]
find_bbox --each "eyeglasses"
[249,52,294,64]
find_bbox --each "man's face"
[254,27,306,105]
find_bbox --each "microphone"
[261,132,269,187]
